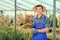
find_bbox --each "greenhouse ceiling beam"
[2,9,60,11]
[0,1,14,9]
[22,0,35,5]
[8,0,26,10]
[1,9,60,11]
[11,0,31,9]
[0,0,14,6]
[22,0,54,10]
[17,6,26,10]
[0,5,12,10]
[16,0,32,9]
[17,6,27,10]
[0,6,13,10]
[0,7,4,10]
[0,4,22,11]
[10,0,31,10]
[17,3,31,9]
[22,0,52,7]
[36,0,53,7]
[10,0,37,10]
[22,0,60,10]
[0,4,14,10]
[2,1,23,10]
[22,0,42,5]
[16,8,24,11]
[0,7,9,10]
[1,10,59,12]
[0,6,28,11]
[0,10,33,11]
[37,0,60,9]
[56,0,60,2]
[47,10,60,13]
[13,2,30,10]
[16,3,32,10]
[0,0,26,10]
[0,4,20,10]
[17,7,25,10]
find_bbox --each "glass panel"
[56,1,60,40]
[0,0,15,40]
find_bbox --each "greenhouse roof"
[0,0,60,11]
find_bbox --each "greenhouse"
[0,0,60,40]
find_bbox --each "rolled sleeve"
[45,18,50,28]
[30,18,33,23]
[30,18,34,28]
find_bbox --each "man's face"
[36,7,43,15]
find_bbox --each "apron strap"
[32,16,47,28]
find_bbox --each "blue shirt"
[30,15,50,28]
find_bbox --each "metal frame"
[14,0,16,34]
[53,0,56,40]
[14,0,57,40]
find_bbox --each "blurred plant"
[49,14,58,27]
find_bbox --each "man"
[30,5,50,40]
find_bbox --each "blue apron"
[32,16,48,40]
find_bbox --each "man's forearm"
[31,28,50,33]
[38,28,50,32]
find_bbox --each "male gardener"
[30,5,50,40]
